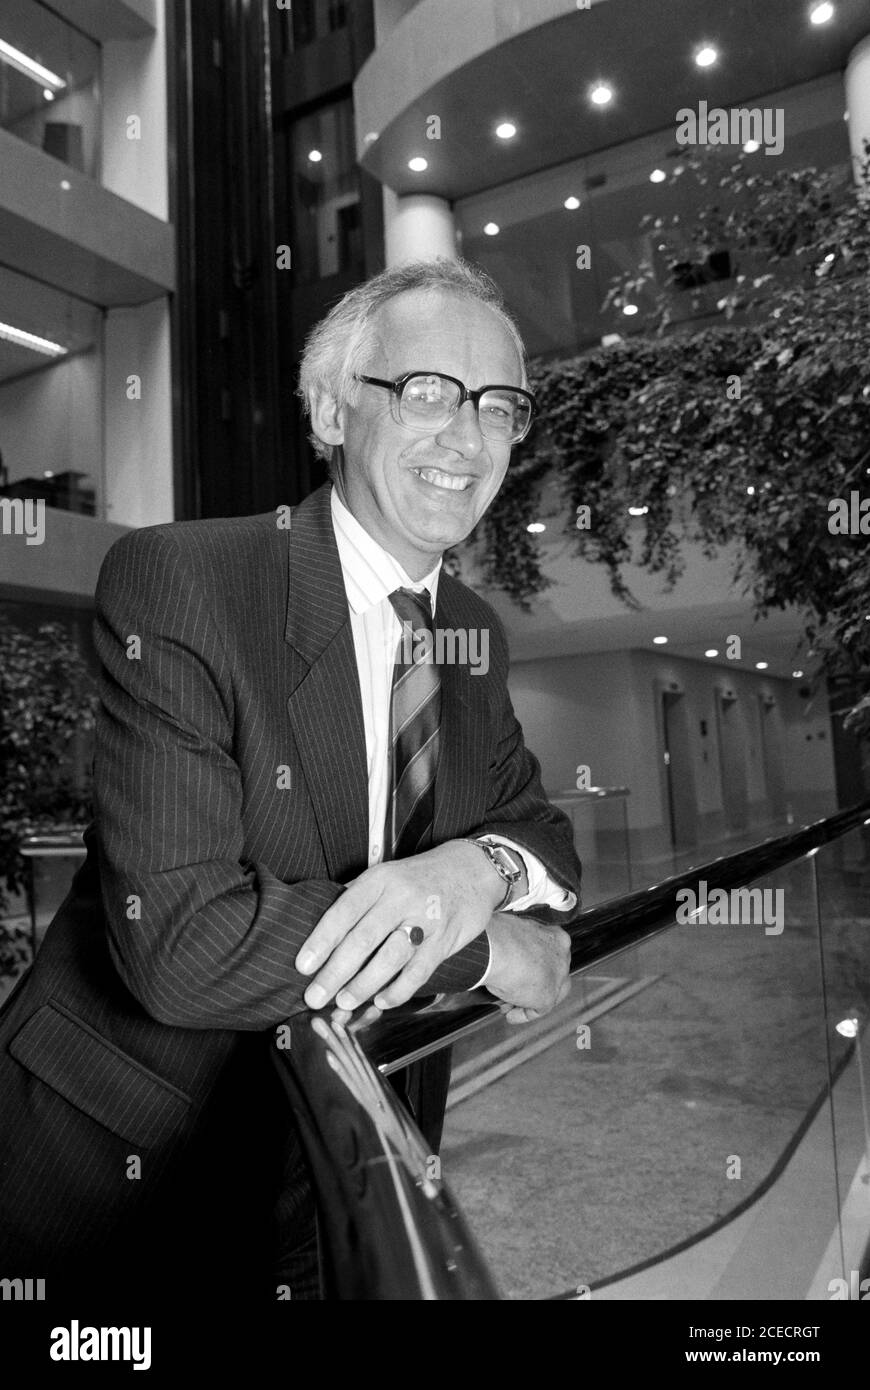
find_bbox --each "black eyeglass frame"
[355,371,538,442]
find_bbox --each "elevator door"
[758,698,787,820]
[716,692,749,832]
[662,689,698,850]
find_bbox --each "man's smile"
[409,465,478,493]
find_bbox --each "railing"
[272,797,870,1299]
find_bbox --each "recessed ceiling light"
[564,195,581,210]
[483,221,500,236]
[0,38,65,89]
[307,149,322,163]
[44,469,54,477]
[363,131,379,146]
[743,139,760,153]
[526,521,546,533]
[495,121,517,140]
[746,485,756,495]
[60,179,71,190]
[705,649,719,658]
[824,251,835,262]
[810,3,835,25]
[653,636,668,645]
[756,661,769,670]
[408,156,428,172]
[628,505,648,516]
[650,168,666,183]
[623,303,639,316]
[792,670,804,678]
[694,45,718,68]
[43,88,54,101]
[589,83,613,106]
[0,320,66,356]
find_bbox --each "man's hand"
[295,840,505,1011]
[484,915,572,1024]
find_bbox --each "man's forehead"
[371,288,522,378]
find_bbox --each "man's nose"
[435,400,485,458]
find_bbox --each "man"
[0,259,581,1303]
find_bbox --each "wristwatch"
[464,838,526,910]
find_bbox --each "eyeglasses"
[355,370,537,443]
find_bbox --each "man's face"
[329,289,523,578]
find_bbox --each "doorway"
[758,695,787,820]
[715,689,749,832]
[661,687,698,850]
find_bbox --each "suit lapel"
[284,486,369,881]
[431,577,491,842]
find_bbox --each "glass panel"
[455,77,851,360]
[0,0,101,182]
[441,852,838,1299]
[0,265,103,518]
[814,821,870,1301]
[285,96,363,285]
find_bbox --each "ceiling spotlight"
[756,661,769,670]
[44,469,54,477]
[792,670,804,678]
[835,1017,858,1038]
[60,179,71,190]
[650,168,667,183]
[810,3,835,25]
[743,139,760,153]
[526,521,546,533]
[483,222,500,236]
[589,83,613,106]
[694,45,718,68]
[495,121,517,140]
[43,88,54,101]
[307,149,322,163]
[705,649,719,658]
[653,636,668,645]
[746,486,756,495]
[408,156,428,172]
[564,195,581,210]
[623,303,639,316]
[628,505,648,516]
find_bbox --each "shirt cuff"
[479,834,578,914]
[467,932,493,990]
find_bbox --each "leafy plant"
[477,144,870,733]
[0,618,97,923]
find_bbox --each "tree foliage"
[0,618,96,921]
[478,145,870,732]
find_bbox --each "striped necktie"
[385,587,441,858]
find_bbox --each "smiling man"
[0,258,582,1303]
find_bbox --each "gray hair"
[297,257,527,468]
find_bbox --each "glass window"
[275,0,348,55]
[0,266,103,518]
[0,0,101,181]
[286,96,363,284]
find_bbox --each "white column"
[845,34,870,182]
[383,191,457,266]
[103,299,174,527]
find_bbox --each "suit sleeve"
[472,680,583,925]
[93,527,343,1031]
[422,616,583,995]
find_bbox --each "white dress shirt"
[330,488,576,989]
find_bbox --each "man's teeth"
[413,467,473,491]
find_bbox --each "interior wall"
[509,647,838,862]
[0,349,103,503]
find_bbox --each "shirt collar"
[330,486,441,617]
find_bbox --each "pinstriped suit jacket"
[0,483,582,1285]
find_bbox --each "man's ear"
[310,387,345,449]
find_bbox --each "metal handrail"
[273,796,870,1299]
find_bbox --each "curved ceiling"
[356,0,870,199]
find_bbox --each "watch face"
[490,845,521,882]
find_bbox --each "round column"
[383,192,457,266]
[845,34,870,181]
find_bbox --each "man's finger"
[303,905,399,1008]
[371,951,436,1010]
[296,872,384,976]
[333,929,415,1010]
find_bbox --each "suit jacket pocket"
[9,1000,192,1148]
